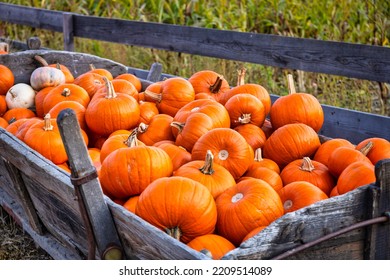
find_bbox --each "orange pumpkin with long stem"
[136,114,175,146]
[188,70,230,103]
[355,138,390,165]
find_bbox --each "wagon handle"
[57,108,124,260]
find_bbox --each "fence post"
[63,13,74,52]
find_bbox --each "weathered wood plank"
[223,186,370,260]
[0,50,127,84]
[1,3,390,83]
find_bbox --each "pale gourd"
[5,83,36,109]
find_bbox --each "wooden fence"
[0,2,389,143]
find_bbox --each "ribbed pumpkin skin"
[99,146,173,199]
[0,65,15,95]
[187,234,236,260]
[280,157,335,196]
[336,161,375,195]
[262,123,321,168]
[30,66,65,91]
[191,128,254,179]
[215,178,284,246]
[278,181,328,214]
[153,141,192,171]
[137,114,175,146]
[173,98,230,131]
[241,167,284,193]
[188,70,230,103]
[355,137,390,165]
[313,138,355,167]
[135,176,217,244]
[85,90,140,137]
[270,93,324,132]
[234,124,267,152]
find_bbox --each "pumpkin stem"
[284,200,293,211]
[124,129,139,147]
[144,89,162,103]
[43,114,53,131]
[89,64,96,70]
[56,62,61,70]
[61,88,71,97]
[8,117,17,125]
[34,55,49,66]
[199,150,215,175]
[209,76,224,94]
[103,76,117,99]
[287,73,296,94]
[170,121,185,133]
[137,122,149,134]
[237,113,251,125]
[9,88,16,98]
[254,148,263,162]
[359,141,374,156]
[165,227,181,240]
[299,157,315,172]
[236,67,246,86]
[0,42,9,53]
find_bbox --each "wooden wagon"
[0,3,389,260]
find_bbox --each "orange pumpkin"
[262,123,321,169]
[191,128,254,179]
[0,64,15,95]
[171,112,214,152]
[35,86,55,118]
[0,95,8,116]
[215,178,284,246]
[336,161,376,195]
[174,150,236,199]
[269,74,324,132]
[87,64,113,80]
[115,73,142,92]
[85,77,140,137]
[234,124,267,152]
[187,234,235,260]
[153,141,192,171]
[136,114,175,146]
[246,148,280,174]
[241,226,267,244]
[313,138,355,167]
[144,77,195,117]
[187,70,230,103]
[280,157,335,196]
[138,101,159,125]
[0,117,8,128]
[48,100,87,131]
[224,93,266,128]
[278,181,328,214]
[355,138,390,165]
[123,195,140,213]
[241,167,283,193]
[3,108,36,122]
[99,144,173,199]
[136,176,217,243]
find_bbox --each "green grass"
[1,0,389,115]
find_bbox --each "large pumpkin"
[215,177,284,246]
[262,123,321,168]
[99,144,173,199]
[135,176,217,243]
[191,128,254,179]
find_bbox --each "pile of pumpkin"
[1,53,389,260]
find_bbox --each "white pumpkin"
[5,83,36,109]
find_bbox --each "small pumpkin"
[174,150,236,199]
[73,72,105,98]
[270,74,324,132]
[33,55,74,83]
[280,157,335,196]
[246,148,280,174]
[355,138,390,165]
[115,73,142,92]
[215,177,284,246]
[234,124,267,152]
[241,167,283,193]
[0,64,15,95]
[135,176,217,243]
[5,83,36,109]
[313,138,355,167]
[153,141,192,171]
[136,114,175,146]
[336,161,376,195]
[30,56,66,90]
[191,128,254,179]
[48,100,87,131]
[138,101,159,125]
[278,181,328,214]
[2,107,36,122]
[123,195,140,214]
[187,234,235,260]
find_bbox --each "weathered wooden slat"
[1,3,390,83]
[63,13,74,52]
[223,186,370,260]
[0,50,127,84]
